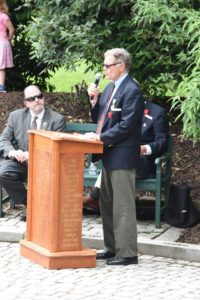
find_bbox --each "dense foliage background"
[7,0,200,141]
[6,0,53,91]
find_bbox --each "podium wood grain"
[20,130,103,269]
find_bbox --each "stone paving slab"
[138,238,200,263]
[2,206,198,263]
[0,207,175,242]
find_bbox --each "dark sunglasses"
[25,93,44,102]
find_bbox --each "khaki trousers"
[100,168,137,257]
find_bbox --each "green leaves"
[16,0,200,140]
[170,73,200,141]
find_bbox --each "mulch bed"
[0,92,200,244]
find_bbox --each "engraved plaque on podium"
[20,130,103,269]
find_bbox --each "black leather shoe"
[83,194,100,210]
[83,194,100,215]
[106,256,138,266]
[96,251,115,260]
[20,209,27,222]
[83,207,101,215]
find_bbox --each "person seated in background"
[0,85,66,221]
[83,100,169,213]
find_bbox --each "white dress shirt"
[30,109,45,129]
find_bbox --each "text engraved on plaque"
[58,153,84,251]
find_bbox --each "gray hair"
[104,48,132,72]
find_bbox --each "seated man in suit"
[83,100,169,212]
[0,85,66,221]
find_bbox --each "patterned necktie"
[31,116,38,130]
[96,84,115,134]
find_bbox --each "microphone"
[94,72,101,86]
[90,73,101,100]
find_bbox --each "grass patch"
[48,64,108,92]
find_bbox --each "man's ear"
[120,63,126,72]
[23,101,28,107]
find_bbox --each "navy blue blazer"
[137,101,169,178]
[91,75,144,170]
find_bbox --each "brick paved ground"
[0,242,200,300]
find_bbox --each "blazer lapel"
[102,76,130,129]
[142,101,154,133]
[40,107,50,130]
[23,111,31,149]
[99,84,114,116]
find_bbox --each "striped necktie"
[96,84,115,134]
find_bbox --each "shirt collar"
[113,73,128,88]
[30,108,45,120]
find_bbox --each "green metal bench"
[0,122,173,228]
[136,135,173,228]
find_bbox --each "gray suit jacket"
[0,107,65,157]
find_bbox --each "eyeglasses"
[103,62,122,69]
[25,93,44,102]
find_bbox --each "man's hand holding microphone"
[88,73,101,108]
[85,73,101,141]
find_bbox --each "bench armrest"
[154,152,171,165]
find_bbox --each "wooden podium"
[20,130,103,269]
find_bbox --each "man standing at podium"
[0,85,65,221]
[83,100,169,212]
[86,48,144,266]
